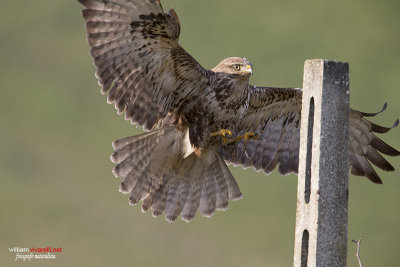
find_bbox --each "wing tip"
[361,102,387,117]
[370,177,383,184]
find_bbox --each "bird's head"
[212,57,253,77]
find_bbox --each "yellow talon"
[243,132,259,141]
[226,132,259,145]
[210,129,233,144]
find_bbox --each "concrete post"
[293,59,350,267]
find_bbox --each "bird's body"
[77,0,399,222]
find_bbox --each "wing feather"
[278,122,295,175]
[220,86,399,183]
[78,0,212,130]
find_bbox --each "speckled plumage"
[78,0,399,222]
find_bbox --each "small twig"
[351,237,363,267]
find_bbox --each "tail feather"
[111,130,161,177]
[112,131,158,150]
[112,150,151,178]
[151,184,168,218]
[111,130,161,163]
[187,176,203,222]
[141,195,152,212]
[211,159,229,210]
[175,178,191,218]
[128,165,153,205]
[111,126,242,222]
[119,170,139,194]
[181,162,203,222]
[165,178,180,222]
[141,175,163,212]
[206,169,217,216]
[199,166,217,217]
[217,155,242,200]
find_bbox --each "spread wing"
[78,0,211,130]
[219,87,302,175]
[348,105,399,183]
[219,86,400,183]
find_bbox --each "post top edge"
[305,59,349,65]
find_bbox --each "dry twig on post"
[351,237,363,267]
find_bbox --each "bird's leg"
[210,129,233,144]
[226,132,259,145]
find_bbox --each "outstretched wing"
[219,86,399,183]
[78,0,211,130]
[219,87,302,175]
[349,104,399,183]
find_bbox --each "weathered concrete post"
[293,59,350,267]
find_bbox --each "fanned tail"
[110,126,242,222]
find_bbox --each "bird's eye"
[233,65,241,71]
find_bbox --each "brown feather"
[78,0,212,131]
[221,86,398,183]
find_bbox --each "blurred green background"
[1,0,399,266]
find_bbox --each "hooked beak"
[243,64,253,75]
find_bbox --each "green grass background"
[1,0,399,266]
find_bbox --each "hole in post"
[301,230,309,267]
[304,97,314,204]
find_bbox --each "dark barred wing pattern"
[219,87,302,176]
[219,87,399,183]
[78,0,211,130]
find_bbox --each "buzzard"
[77,0,399,222]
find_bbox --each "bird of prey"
[77,0,399,222]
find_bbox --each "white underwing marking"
[182,129,194,158]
